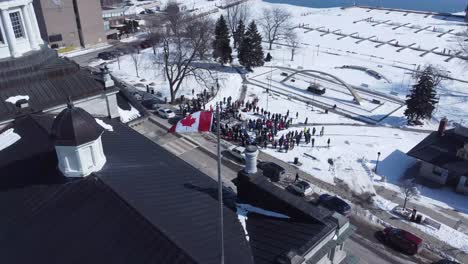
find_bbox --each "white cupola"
[0,0,43,59]
[51,102,107,177]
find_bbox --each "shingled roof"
[0,48,115,122]
[407,128,468,175]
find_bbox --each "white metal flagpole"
[216,103,224,264]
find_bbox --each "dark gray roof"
[246,213,334,264]
[96,119,254,264]
[1,108,348,264]
[0,48,114,122]
[407,129,468,175]
[0,176,197,264]
[0,115,254,264]
[52,105,104,146]
[0,114,65,190]
[236,171,340,263]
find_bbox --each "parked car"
[378,227,422,255]
[157,108,175,119]
[318,194,351,216]
[280,72,288,77]
[257,162,285,182]
[227,146,245,161]
[140,40,152,49]
[97,51,115,60]
[141,99,161,110]
[307,83,326,95]
[287,180,313,196]
[110,50,125,57]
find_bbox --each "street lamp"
[375,152,381,173]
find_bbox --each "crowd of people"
[211,97,332,151]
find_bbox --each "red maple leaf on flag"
[180,115,197,127]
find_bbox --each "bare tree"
[129,47,142,78]
[225,1,250,48]
[400,179,420,209]
[160,13,214,103]
[259,7,292,50]
[284,31,300,61]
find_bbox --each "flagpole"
[216,103,225,264]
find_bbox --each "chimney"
[244,145,258,175]
[438,117,448,137]
[100,65,114,89]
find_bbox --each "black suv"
[318,194,351,216]
[97,52,115,60]
[257,162,285,182]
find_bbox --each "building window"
[49,34,63,43]
[0,27,4,43]
[9,12,25,39]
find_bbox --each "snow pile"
[95,118,114,132]
[118,105,141,123]
[374,195,398,211]
[407,213,468,253]
[236,203,290,241]
[0,128,21,151]
[5,95,29,105]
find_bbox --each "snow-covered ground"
[374,196,468,254]
[245,1,468,127]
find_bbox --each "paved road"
[67,41,138,67]
[132,114,437,264]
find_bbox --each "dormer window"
[9,11,24,39]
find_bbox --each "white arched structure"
[0,0,43,59]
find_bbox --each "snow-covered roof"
[0,128,20,151]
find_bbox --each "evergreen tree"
[212,15,232,64]
[233,19,245,50]
[238,21,264,70]
[404,66,439,125]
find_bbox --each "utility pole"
[216,103,224,264]
[375,152,381,173]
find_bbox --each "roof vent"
[15,99,29,109]
[244,145,258,175]
[100,65,114,89]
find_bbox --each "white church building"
[0,0,43,59]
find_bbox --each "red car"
[379,227,422,255]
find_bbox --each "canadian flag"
[168,111,213,133]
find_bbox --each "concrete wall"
[34,0,81,47]
[45,91,119,119]
[419,161,448,185]
[74,0,106,48]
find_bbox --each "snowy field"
[246,1,468,127]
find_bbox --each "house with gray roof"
[407,118,468,194]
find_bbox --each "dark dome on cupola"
[52,103,104,146]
